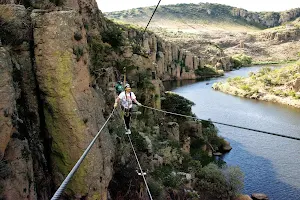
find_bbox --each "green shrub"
[288,90,296,97]
[231,76,243,82]
[73,46,84,61]
[131,130,147,152]
[132,44,142,54]
[257,67,272,76]
[50,0,64,6]
[89,36,112,69]
[231,54,252,68]
[240,84,251,91]
[136,71,155,91]
[161,92,195,116]
[195,66,218,76]
[148,178,163,198]
[151,165,183,188]
[116,59,137,73]
[74,32,82,41]
[101,23,124,49]
[195,163,244,200]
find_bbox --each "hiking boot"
[125,129,131,135]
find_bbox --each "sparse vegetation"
[136,71,155,91]
[195,163,244,200]
[89,36,112,70]
[101,20,124,49]
[74,32,82,41]
[231,54,252,68]
[213,62,300,107]
[73,45,84,61]
[151,165,183,188]
[49,0,64,6]
[195,66,219,76]
[0,5,30,45]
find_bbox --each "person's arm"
[114,94,121,108]
[132,93,141,106]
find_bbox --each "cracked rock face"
[32,10,114,199]
[0,47,15,160]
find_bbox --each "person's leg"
[128,108,132,129]
[124,114,130,129]
[124,108,132,130]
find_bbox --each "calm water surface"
[166,66,300,200]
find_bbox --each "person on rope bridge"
[114,83,141,134]
[115,81,124,95]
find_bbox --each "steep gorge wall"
[0,1,115,199]
[119,28,230,82]
[32,9,115,199]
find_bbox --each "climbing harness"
[51,108,115,200]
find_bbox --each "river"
[165,66,300,200]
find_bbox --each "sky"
[97,0,300,13]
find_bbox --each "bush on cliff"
[195,163,244,200]
[101,21,124,49]
[231,54,252,68]
[0,5,31,45]
[161,92,195,116]
[195,66,219,76]
[89,36,112,69]
[151,165,183,189]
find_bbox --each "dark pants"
[122,107,132,129]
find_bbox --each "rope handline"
[143,0,162,34]
[127,134,153,200]
[140,105,300,141]
[121,111,153,200]
[51,108,115,200]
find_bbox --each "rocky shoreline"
[213,82,300,108]
[213,64,300,109]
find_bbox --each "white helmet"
[124,83,131,89]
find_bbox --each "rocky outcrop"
[251,193,269,200]
[292,78,300,92]
[0,139,36,200]
[166,122,180,141]
[0,47,15,160]
[222,140,232,152]
[235,195,252,200]
[124,30,221,81]
[182,137,191,154]
[0,4,52,199]
[257,28,300,42]
[180,121,203,139]
[31,10,114,199]
[232,8,300,28]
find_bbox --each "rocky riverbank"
[213,63,300,108]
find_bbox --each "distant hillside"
[105,3,300,30]
[105,3,300,64]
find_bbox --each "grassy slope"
[105,3,262,32]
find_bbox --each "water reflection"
[166,66,300,200]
